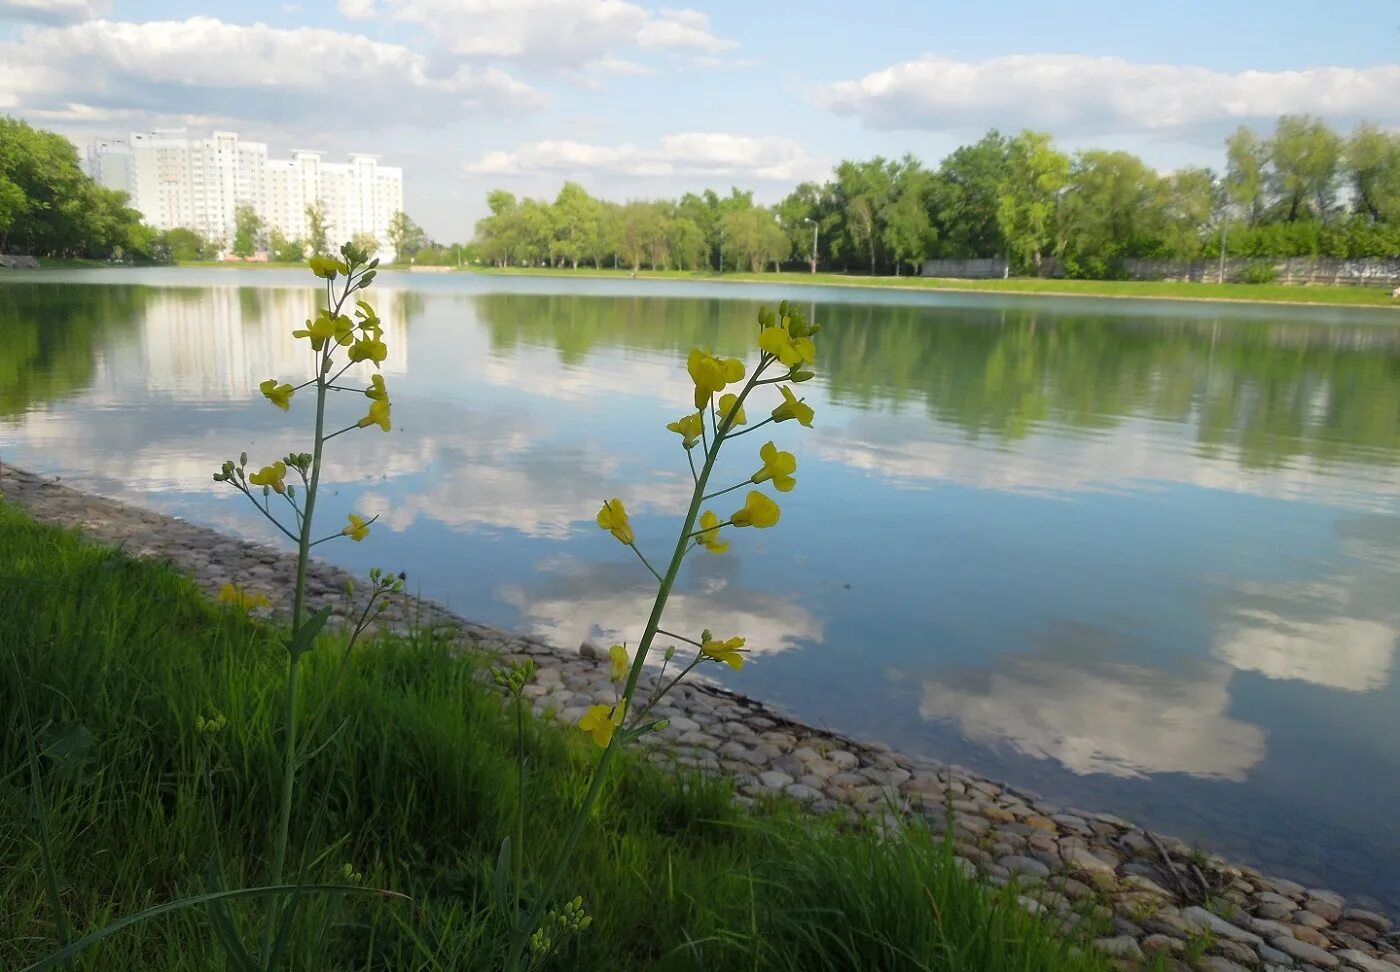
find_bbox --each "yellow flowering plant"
[499,301,819,971]
[24,245,421,972]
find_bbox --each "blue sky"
[2,0,1397,239]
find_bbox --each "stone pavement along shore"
[2,461,1397,972]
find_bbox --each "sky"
[2,0,1398,241]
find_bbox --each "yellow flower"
[666,411,704,449]
[332,314,356,347]
[578,701,626,748]
[609,644,629,683]
[687,348,745,409]
[342,513,371,542]
[751,441,797,492]
[348,328,388,366]
[292,309,337,350]
[718,393,746,429]
[355,300,380,329]
[217,582,270,613]
[701,635,746,671]
[259,378,294,411]
[731,490,780,529]
[759,323,816,369]
[309,255,348,279]
[596,498,634,545]
[356,374,391,432]
[248,460,288,494]
[695,509,728,554]
[772,386,815,428]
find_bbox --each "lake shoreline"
[3,460,1396,968]
[15,260,1398,310]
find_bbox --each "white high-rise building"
[86,130,405,259]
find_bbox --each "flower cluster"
[583,300,819,747]
[213,245,387,551]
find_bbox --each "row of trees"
[0,116,158,260]
[472,116,1400,278]
[211,205,431,264]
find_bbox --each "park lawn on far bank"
[462,265,1400,309]
[0,502,1112,972]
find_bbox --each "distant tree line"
[0,116,159,261]
[472,115,1400,279]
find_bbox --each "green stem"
[513,696,525,922]
[701,480,750,502]
[261,282,342,965]
[503,361,770,971]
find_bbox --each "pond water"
[3,267,1399,907]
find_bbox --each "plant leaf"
[20,884,409,972]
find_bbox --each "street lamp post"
[803,218,818,274]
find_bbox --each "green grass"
[460,265,1400,308]
[0,502,1106,972]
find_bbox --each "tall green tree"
[304,201,329,256]
[997,131,1069,273]
[1056,150,1164,275]
[1269,114,1343,223]
[882,177,933,275]
[1225,127,1268,227]
[1346,123,1400,223]
[929,131,1010,258]
[549,183,602,269]
[386,210,427,261]
[231,204,264,258]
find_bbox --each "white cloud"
[0,0,103,24]
[635,8,733,54]
[336,0,375,18]
[500,559,823,657]
[465,132,827,182]
[364,0,735,67]
[920,651,1267,781]
[1215,612,1395,693]
[0,16,538,128]
[820,53,1400,136]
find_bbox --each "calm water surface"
[4,268,1400,906]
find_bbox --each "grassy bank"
[0,502,1107,972]
[463,265,1400,308]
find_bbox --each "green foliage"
[161,227,212,262]
[0,115,159,260]
[385,210,427,261]
[303,202,328,257]
[1237,261,1279,284]
[469,116,1400,280]
[0,504,1110,972]
[231,204,263,259]
[266,229,305,263]
[997,131,1070,273]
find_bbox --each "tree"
[267,228,305,263]
[1056,150,1164,275]
[997,131,1069,273]
[231,204,263,258]
[351,232,379,258]
[1158,167,1217,261]
[161,227,209,262]
[930,131,1011,258]
[549,183,602,269]
[1268,114,1342,223]
[305,202,329,256]
[0,115,155,259]
[1225,127,1268,227]
[667,215,706,271]
[882,177,933,275]
[1346,123,1400,223]
[386,210,427,261]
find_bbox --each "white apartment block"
[86,130,405,259]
